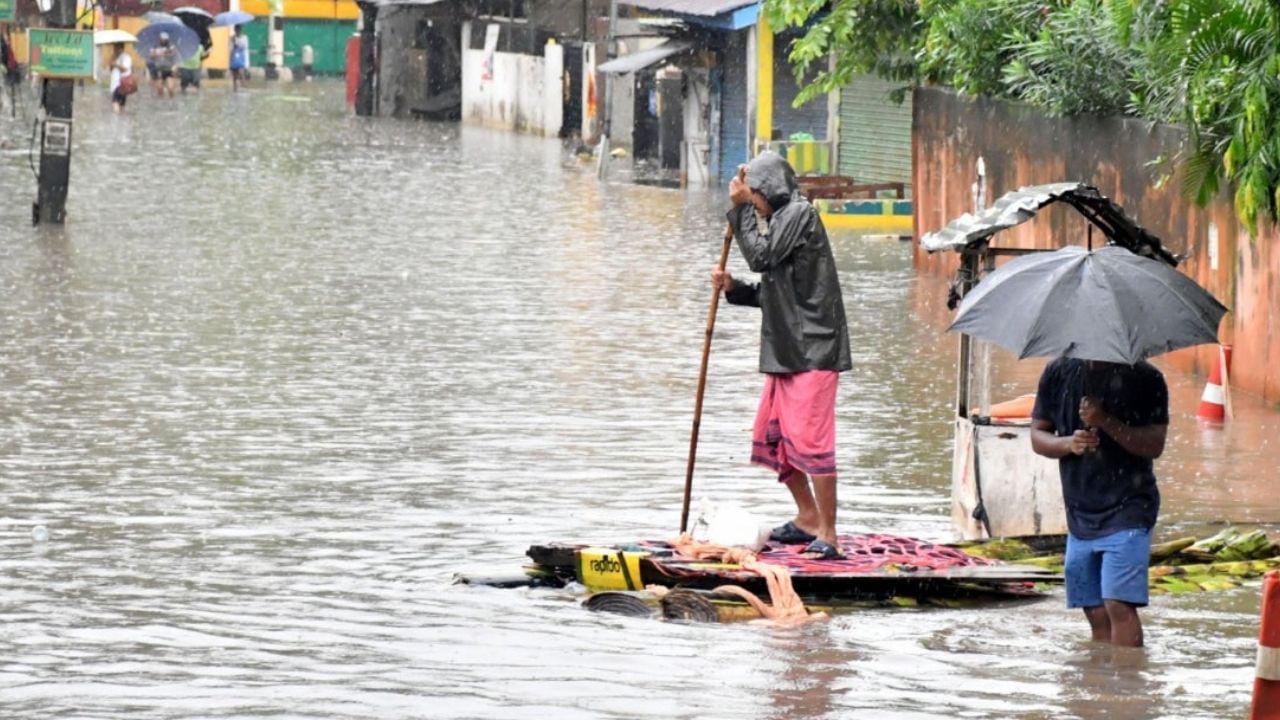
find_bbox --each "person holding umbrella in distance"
[149,32,180,98]
[229,25,250,90]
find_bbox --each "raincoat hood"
[724,158,851,375]
[745,151,799,211]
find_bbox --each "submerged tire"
[661,589,720,623]
[583,592,654,617]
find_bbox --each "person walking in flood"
[711,152,852,559]
[1030,359,1168,647]
[149,33,179,99]
[179,45,208,95]
[108,43,134,113]
[229,26,250,91]
[1,24,21,114]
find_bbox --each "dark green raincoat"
[724,152,852,375]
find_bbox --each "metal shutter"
[837,74,912,192]
[283,19,358,75]
[717,39,748,184]
[771,37,827,140]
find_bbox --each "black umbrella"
[173,6,215,49]
[948,245,1227,365]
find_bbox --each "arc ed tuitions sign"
[27,29,95,79]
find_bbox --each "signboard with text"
[27,29,96,79]
[0,0,15,23]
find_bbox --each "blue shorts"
[1064,527,1151,609]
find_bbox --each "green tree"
[765,0,1280,232]
[763,0,922,105]
[1001,0,1166,117]
[1164,0,1280,232]
[919,0,1045,99]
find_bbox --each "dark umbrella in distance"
[173,6,215,49]
[136,22,202,62]
[948,245,1227,365]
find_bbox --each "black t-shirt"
[1031,357,1169,539]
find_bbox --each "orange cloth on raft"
[666,534,826,626]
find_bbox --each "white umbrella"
[94,29,138,45]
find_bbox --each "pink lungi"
[750,370,839,480]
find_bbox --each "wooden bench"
[797,175,906,201]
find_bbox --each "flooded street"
[0,80,1274,718]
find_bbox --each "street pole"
[595,0,616,179]
[33,0,76,225]
[355,0,376,116]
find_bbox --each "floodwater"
[0,80,1275,719]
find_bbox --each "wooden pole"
[681,168,747,532]
[680,222,734,533]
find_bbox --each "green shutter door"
[837,75,912,193]
[242,19,269,68]
[283,19,357,75]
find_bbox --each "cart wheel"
[582,591,653,618]
[661,589,719,623]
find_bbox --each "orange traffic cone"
[1196,344,1233,423]
[1251,571,1280,720]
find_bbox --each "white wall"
[461,21,564,136]
[542,42,564,136]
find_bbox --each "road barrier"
[1251,570,1280,719]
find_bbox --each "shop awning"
[621,0,755,15]
[598,40,694,74]
[618,0,759,29]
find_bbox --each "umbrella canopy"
[94,29,137,45]
[949,245,1227,365]
[173,6,215,48]
[135,22,202,62]
[213,10,254,26]
[172,5,214,18]
[143,10,178,24]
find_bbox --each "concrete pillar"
[543,40,563,136]
[266,12,283,79]
[755,15,773,152]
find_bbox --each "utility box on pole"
[29,18,91,225]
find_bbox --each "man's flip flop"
[802,539,845,560]
[769,521,817,544]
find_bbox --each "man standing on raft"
[711,152,852,559]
